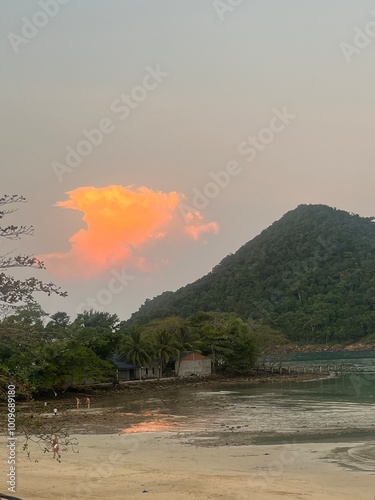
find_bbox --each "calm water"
[111,351,375,434]
[105,351,375,472]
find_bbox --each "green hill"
[129,204,375,344]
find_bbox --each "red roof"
[180,352,207,361]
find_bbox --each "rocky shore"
[269,341,375,354]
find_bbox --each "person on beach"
[85,397,91,409]
[76,397,81,409]
[53,408,58,416]
[52,435,61,462]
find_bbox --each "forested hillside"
[128,205,375,343]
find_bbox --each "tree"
[0,195,67,391]
[69,311,121,361]
[30,342,116,390]
[0,195,73,464]
[219,318,259,375]
[248,321,287,355]
[3,303,47,330]
[49,311,71,329]
[142,316,201,375]
[75,310,120,331]
[173,324,201,375]
[153,330,179,378]
[0,195,66,312]
[192,312,238,373]
[118,327,154,380]
[193,314,260,374]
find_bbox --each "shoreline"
[268,343,375,354]
[33,371,329,400]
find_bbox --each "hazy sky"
[1,0,375,321]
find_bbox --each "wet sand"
[0,432,374,499]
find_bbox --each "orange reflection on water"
[121,419,179,433]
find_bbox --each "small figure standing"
[76,397,81,409]
[52,435,61,462]
[85,397,91,409]
[53,408,58,416]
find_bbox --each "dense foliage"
[128,204,375,344]
[1,308,274,394]
[0,195,67,398]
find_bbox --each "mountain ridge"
[128,204,375,343]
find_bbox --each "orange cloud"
[41,185,219,278]
[184,211,220,240]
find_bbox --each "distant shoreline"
[268,342,375,354]
[28,371,325,403]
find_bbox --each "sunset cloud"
[41,185,219,278]
[184,212,220,240]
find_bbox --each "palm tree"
[173,326,201,376]
[153,330,179,378]
[119,327,154,380]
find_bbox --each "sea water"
[120,350,375,472]
[120,351,375,433]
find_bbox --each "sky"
[1,0,375,321]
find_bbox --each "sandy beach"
[1,431,374,500]
[1,373,375,499]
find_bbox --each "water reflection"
[122,420,180,433]
[107,374,375,440]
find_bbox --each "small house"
[114,358,159,381]
[175,352,212,377]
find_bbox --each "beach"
[1,432,374,499]
[1,368,375,499]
